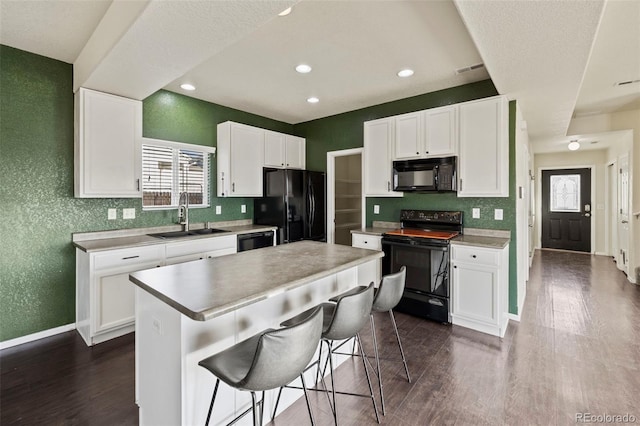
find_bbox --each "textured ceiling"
[573,0,640,117]
[0,0,637,153]
[454,0,606,143]
[0,0,112,63]
[163,0,489,124]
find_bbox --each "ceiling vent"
[455,63,485,74]
[615,79,640,86]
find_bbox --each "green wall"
[294,82,519,314]
[0,45,518,342]
[0,46,292,342]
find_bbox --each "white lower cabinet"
[76,245,164,346]
[450,243,509,337]
[77,235,238,346]
[165,235,236,265]
[351,232,382,282]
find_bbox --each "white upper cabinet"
[263,131,305,169]
[264,130,286,168]
[284,135,305,169]
[394,112,423,159]
[393,106,457,160]
[364,118,403,197]
[74,88,142,198]
[424,105,458,157]
[457,96,509,197]
[217,121,264,197]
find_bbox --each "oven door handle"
[382,240,449,251]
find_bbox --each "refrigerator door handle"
[310,178,316,230]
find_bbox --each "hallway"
[1,250,639,425]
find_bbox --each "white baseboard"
[508,313,521,322]
[0,323,76,351]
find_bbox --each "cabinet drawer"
[352,233,382,251]
[452,245,499,266]
[165,235,236,259]
[93,245,164,271]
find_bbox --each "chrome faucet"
[178,191,189,232]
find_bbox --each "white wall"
[567,108,639,283]
[534,149,608,254]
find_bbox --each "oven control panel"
[399,210,462,224]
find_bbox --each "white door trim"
[326,148,365,244]
[536,164,596,253]
[605,160,617,258]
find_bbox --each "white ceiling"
[1,0,639,154]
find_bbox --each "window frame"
[140,137,216,211]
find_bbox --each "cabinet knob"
[426,151,429,154]
[472,255,477,258]
[281,163,284,166]
[454,265,457,269]
[416,152,419,155]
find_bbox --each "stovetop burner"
[383,209,464,242]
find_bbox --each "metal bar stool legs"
[368,309,411,416]
[389,309,411,383]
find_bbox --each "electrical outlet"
[374,205,380,214]
[472,208,480,219]
[215,206,222,215]
[108,208,117,220]
[494,209,503,220]
[241,204,246,213]
[123,208,135,219]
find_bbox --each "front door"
[541,168,591,252]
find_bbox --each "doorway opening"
[327,149,364,245]
[540,167,593,252]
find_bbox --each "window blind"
[142,143,211,209]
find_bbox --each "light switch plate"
[108,208,117,220]
[241,204,246,213]
[472,208,480,219]
[494,209,503,220]
[215,206,222,215]
[123,208,135,219]
[374,205,380,214]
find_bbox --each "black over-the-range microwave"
[392,156,457,193]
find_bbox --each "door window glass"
[550,174,580,212]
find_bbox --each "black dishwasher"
[237,231,275,252]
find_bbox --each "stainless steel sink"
[189,228,230,235]
[148,228,230,239]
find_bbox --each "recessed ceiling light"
[307,97,319,104]
[296,64,312,74]
[278,7,292,16]
[568,140,580,151]
[397,69,414,78]
[180,83,195,91]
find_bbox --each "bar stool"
[198,306,323,426]
[274,282,380,424]
[368,266,410,415]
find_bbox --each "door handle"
[621,220,629,224]
[584,213,591,217]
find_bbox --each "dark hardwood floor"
[2,250,639,425]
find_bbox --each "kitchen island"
[130,241,383,426]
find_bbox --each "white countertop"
[130,241,383,321]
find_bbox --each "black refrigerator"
[254,168,326,244]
